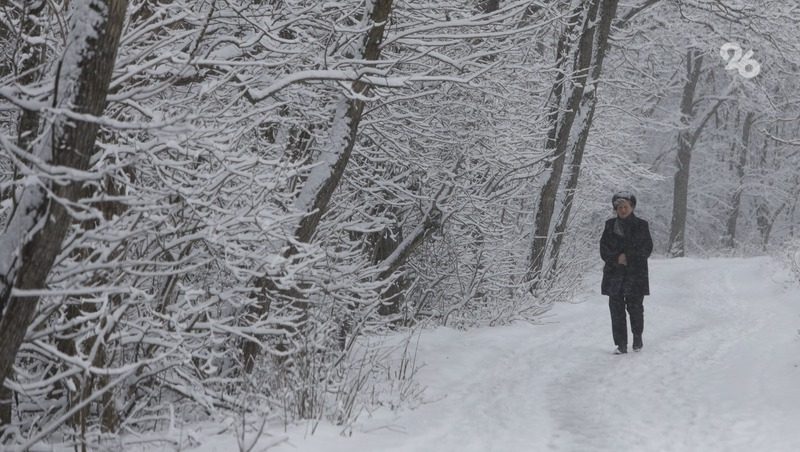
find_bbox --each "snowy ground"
[160,257,800,451]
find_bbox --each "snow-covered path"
[204,257,800,452]
[538,257,800,452]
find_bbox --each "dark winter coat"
[600,214,653,296]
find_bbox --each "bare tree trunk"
[242,0,395,373]
[0,385,9,429]
[373,226,405,317]
[347,0,501,321]
[723,111,754,249]
[614,0,661,28]
[789,176,800,240]
[526,1,594,288]
[528,0,620,289]
[476,0,500,12]
[667,49,704,257]
[291,0,393,247]
[0,0,49,427]
[14,1,47,151]
[376,203,442,285]
[547,0,620,276]
[0,0,128,389]
[758,199,787,251]
[0,1,48,210]
[336,200,441,348]
[0,14,10,79]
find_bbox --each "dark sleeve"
[625,220,653,258]
[642,221,653,257]
[600,221,621,264]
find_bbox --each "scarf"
[613,215,634,237]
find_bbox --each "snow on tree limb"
[0,0,128,388]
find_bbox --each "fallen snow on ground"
[177,257,800,451]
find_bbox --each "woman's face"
[615,200,633,219]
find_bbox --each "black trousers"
[608,294,644,347]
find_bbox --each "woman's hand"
[617,253,627,266]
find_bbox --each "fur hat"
[612,191,637,208]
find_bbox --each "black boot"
[614,345,627,354]
[633,335,643,352]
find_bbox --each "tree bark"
[476,0,500,13]
[0,0,128,390]
[0,3,18,78]
[291,0,394,247]
[0,1,48,210]
[526,1,593,288]
[373,226,405,317]
[0,0,49,427]
[14,1,47,152]
[614,0,661,28]
[528,0,620,289]
[723,111,754,249]
[242,0,395,373]
[547,0,620,277]
[667,49,704,257]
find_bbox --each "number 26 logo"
[720,43,761,79]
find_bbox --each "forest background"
[0,0,798,449]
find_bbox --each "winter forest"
[0,0,799,450]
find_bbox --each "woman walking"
[600,191,653,354]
